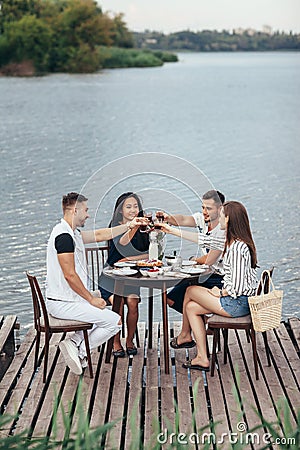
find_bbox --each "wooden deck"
[0,317,299,449]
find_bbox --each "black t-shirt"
[55,233,74,253]
[106,230,149,266]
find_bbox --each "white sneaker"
[59,339,82,375]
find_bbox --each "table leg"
[105,280,124,363]
[161,282,170,374]
[148,288,154,349]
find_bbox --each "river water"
[1,52,299,334]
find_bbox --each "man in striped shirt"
[160,190,225,314]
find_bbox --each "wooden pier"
[0,316,299,449]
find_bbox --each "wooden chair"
[26,272,93,383]
[207,268,274,380]
[85,246,140,346]
[85,245,109,291]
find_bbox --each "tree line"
[0,0,177,75]
[134,29,300,52]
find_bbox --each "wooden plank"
[46,363,80,444]
[266,328,300,417]
[105,350,130,449]
[0,315,17,380]
[0,315,17,352]
[228,329,266,448]
[0,330,39,437]
[160,321,176,433]
[89,345,114,430]
[124,323,146,450]
[276,323,300,386]
[70,349,101,434]
[144,322,159,448]
[0,328,35,409]
[288,318,300,352]
[214,331,244,431]
[238,330,279,429]
[16,333,62,436]
[256,331,297,428]
[173,322,194,437]
[206,362,230,444]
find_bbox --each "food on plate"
[136,259,163,268]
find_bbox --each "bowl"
[147,269,160,278]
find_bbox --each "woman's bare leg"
[185,301,210,367]
[109,295,125,351]
[126,294,139,347]
[175,285,230,345]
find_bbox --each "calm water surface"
[1,52,299,334]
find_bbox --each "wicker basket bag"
[248,270,283,332]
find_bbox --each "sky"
[97,0,300,33]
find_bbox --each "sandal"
[170,336,196,349]
[126,345,137,356]
[112,347,125,358]
[182,360,209,372]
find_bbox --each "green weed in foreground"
[0,377,299,449]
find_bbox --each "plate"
[180,267,207,275]
[181,260,197,266]
[112,268,138,276]
[114,261,136,268]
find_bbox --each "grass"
[0,377,299,449]
[98,46,178,69]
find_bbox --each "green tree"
[111,13,134,48]
[0,15,52,71]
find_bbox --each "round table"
[103,268,203,374]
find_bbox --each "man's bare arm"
[193,249,222,265]
[81,217,147,244]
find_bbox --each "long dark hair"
[223,201,257,268]
[109,192,144,227]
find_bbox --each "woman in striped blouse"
[161,201,258,371]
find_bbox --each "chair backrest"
[26,272,50,332]
[85,246,109,290]
[256,267,274,295]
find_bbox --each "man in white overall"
[46,192,143,374]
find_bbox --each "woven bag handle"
[256,269,275,295]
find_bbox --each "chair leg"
[250,328,259,380]
[211,329,219,377]
[34,331,40,369]
[205,329,210,359]
[83,330,93,379]
[262,331,271,367]
[43,332,50,383]
[148,288,154,349]
[121,303,125,338]
[135,327,140,348]
[223,329,228,364]
[245,329,251,343]
[217,330,221,352]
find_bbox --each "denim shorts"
[220,295,250,318]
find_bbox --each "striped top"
[197,234,257,298]
[222,240,257,298]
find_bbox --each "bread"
[136,259,163,268]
